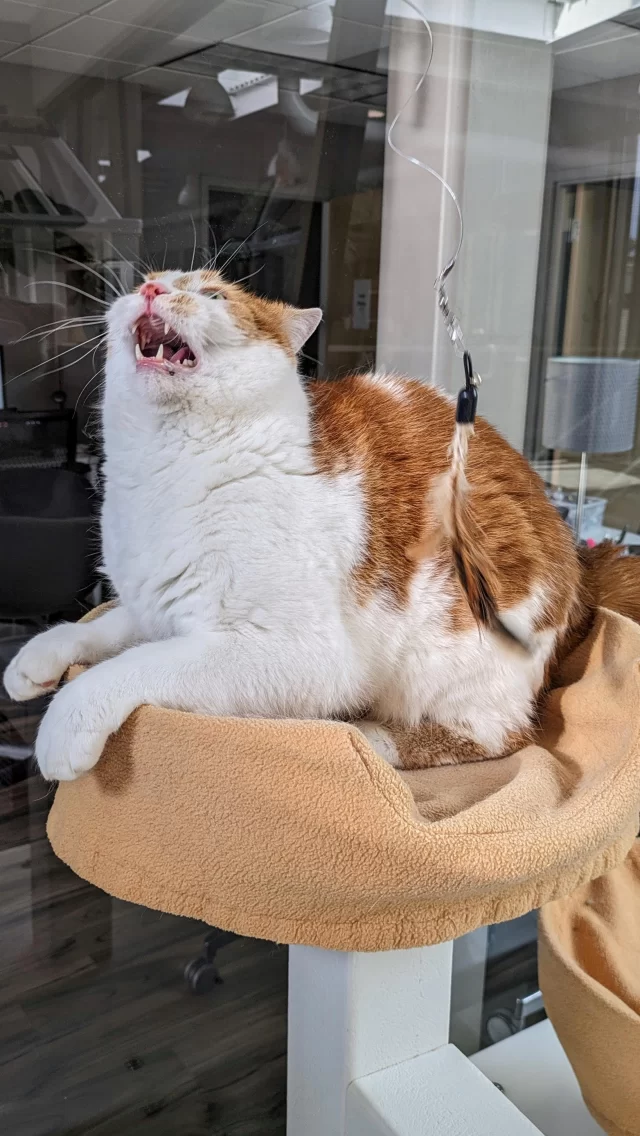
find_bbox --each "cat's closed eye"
[204,292,222,301]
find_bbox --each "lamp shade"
[542,357,640,454]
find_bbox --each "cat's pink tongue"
[170,346,189,364]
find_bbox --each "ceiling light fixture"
[218,69,277,119]
[158,88,192,108]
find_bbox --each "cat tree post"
[286,941,542,1136]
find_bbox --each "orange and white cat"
[3,270,636,780]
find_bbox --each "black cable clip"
[455,350,478,426]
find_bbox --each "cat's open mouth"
[133,315,197,371]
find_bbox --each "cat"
[4,270,638,780]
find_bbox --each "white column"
[286,941,453,1136]
[376,9,553,450]
[377,13,471,385]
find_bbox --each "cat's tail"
[579,541,640,625]
[428,435,530,655]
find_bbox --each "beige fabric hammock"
[540,839,640,1136]
[47,607,640,952]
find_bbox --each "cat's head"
[106,269,322,407]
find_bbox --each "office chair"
[0,421,98,763]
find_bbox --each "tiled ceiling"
[161,38,387,107]
[0,0,387,75]
[11,1,638,93]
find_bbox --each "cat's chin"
[135,357,197,379]
[133,365,192,405]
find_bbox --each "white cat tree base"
[287,941,543,1136]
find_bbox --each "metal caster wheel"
[184,957,221,995]
[485,1010,517,1044]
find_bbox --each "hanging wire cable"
[386,0,469,359]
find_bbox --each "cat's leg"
[3,606,139,703]
[35,630,330,781]
[357,719,527,769]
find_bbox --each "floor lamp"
[542,357,640,537]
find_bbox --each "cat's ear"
[286,307,323,353]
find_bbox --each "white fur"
[356,722,401,767]
[4,270,558,779]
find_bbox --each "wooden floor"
[0,767,288,1136]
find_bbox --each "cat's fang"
[156,344,164,360]
[135,343,143,360]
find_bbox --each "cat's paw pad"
[4,638,71,702]
[35,688,108,781]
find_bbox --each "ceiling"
[0,2,638,94]
[552,15,640,90]
[0,0,388,79]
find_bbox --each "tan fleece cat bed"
[539,839,640,1136]
[47,607,640,952]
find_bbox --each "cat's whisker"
[217,221,270,277]
[4,332,107,386]
[57,336,107,381]
[189,215,198,275]
[102,238,147,282]
[300,349,321,368]
[27,281,110,307]
[14,317,104,344]
[101,260,128,294]
[17,315,105,336]
[75,368,103,413]
[231,265,265,288]
[204,223,219,272]
[211,237,232,269]
[33,250,125,298]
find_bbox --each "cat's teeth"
[135,343,143,360]
[156,344,164,360]
[164,323,170,336]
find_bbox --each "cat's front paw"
[4,629,75,702]
[35,684,110,781]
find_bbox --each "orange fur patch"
[384,720,532,769]
[580,542,640,624]
[225,289,293,357]
[308,373,580,625]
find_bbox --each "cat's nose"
[139,281,168,300]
